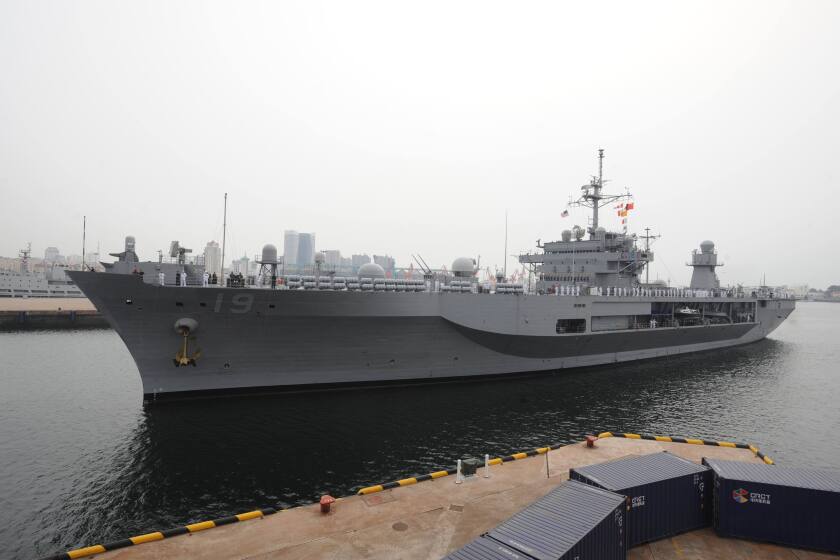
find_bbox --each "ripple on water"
[1,303,838,559]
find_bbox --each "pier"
[0,298,106,330]
[45,436,834,560]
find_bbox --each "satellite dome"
[261,244,278,264]
[451,257,475,278]
[561,230,572,242]
[700,240,715,254]
[358,262,385,279]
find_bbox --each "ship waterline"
[67,271,794,401]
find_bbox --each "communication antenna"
[568,149,633,236]
[221,193,228,279]
[19,243,32,274]
[503,210,508,278]
[639,227,660,285]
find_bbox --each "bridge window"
[556,318,586,333]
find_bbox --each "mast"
[82,215,86,271]
[19,243,31,274]
[593,148,603,230]
[639,227,660,285]
[503,210,508,278]
[221,193,227,279]
[569,149,630,238]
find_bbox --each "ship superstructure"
[0,245,84,298]
[68,151,795,402]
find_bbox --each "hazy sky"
[1,1,838,287]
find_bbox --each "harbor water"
[1,302,838,559]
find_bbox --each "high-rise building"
[297,233,315,266]
[44,247,61,263]
[204,241,222,278]
[351,254,371,269]
[232,254,250,275]
[323,250,341,267]
[373,254,395,275]
[283,230,299,266]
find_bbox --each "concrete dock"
[0,298,106,329]
[65,437,835,560]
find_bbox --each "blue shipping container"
[486,479,626,560]
[570,451,712,546]
[703,458,840,553]
[442,535,533,560]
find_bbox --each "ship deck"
[57,437,834,560]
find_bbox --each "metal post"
[484,454,490,478]
[220,192,228,281]
[545,450,550,478]
[456,459,463,484]
[503,211,508,279]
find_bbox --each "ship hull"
[68,272,795,402]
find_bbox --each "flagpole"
[503,210,508,279]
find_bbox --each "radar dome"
[700,240,715,254]
[561,230,572,242]
[125,236,136,251]
[260,244,278,264]
[451,257,475,278]
[358,262,385,279]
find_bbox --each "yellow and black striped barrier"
[597,431,775,465]
[42,432,774,558]
[357,442,567,495]
[40,508,277,560]
[358,432,775,496]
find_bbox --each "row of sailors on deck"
[551,285,737,298]
[150,271,220,287]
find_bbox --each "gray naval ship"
[68,151,795,402]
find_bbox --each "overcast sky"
[1,1,837,287]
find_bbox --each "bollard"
[320,495,336,514]
[455,459,463,484]
[586,435,597,448]
[484,454,490,478]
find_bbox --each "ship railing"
[547,286,745,298]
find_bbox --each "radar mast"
[569,149,633,237]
